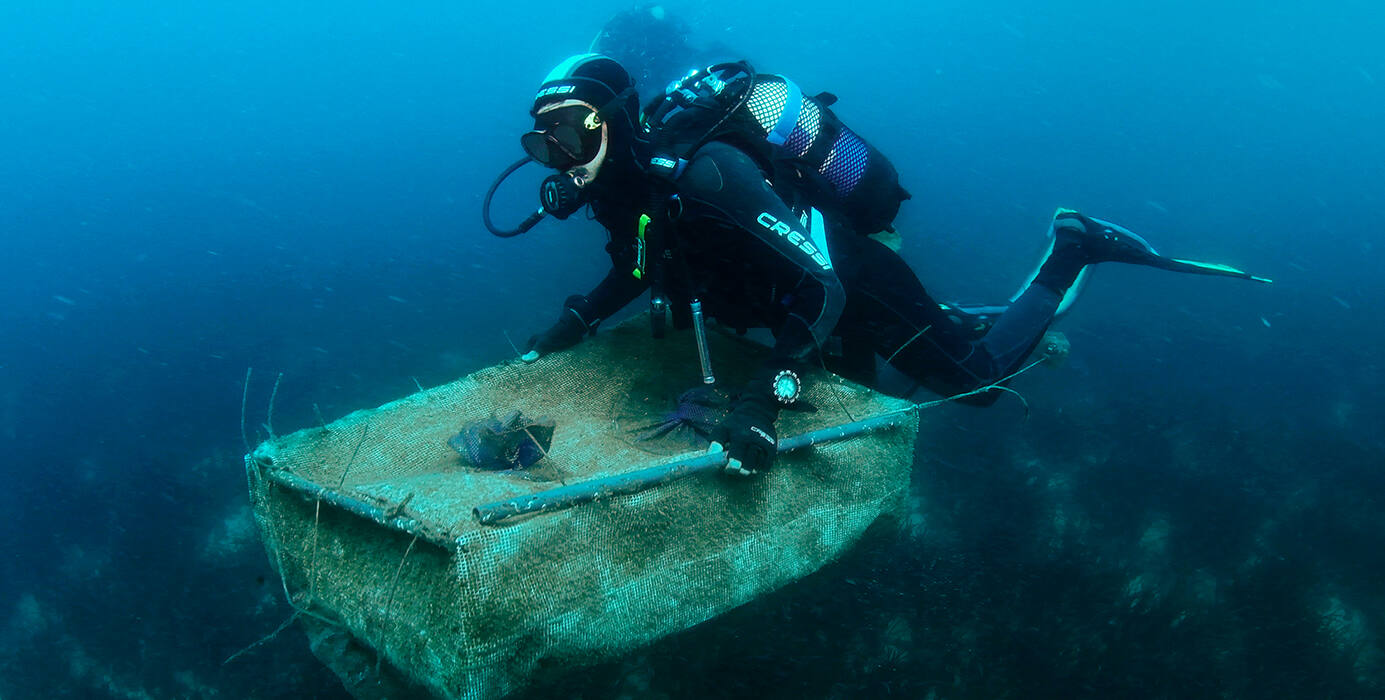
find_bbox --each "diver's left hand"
[522,295,594,362]
[710,395,778,477]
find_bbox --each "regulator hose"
[483,157,546,238]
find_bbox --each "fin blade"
[1164,258,1273,283]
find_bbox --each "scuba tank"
[635,62,912,374]
[643,62,911,236]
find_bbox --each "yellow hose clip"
[633,214,650,280]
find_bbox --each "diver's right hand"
[522,295,594,362]
[711,393,779,477]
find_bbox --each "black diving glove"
[523,295,595,362]
[712,393,779,477]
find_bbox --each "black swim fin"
[1053,209,1273,284]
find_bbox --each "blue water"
[2,1,1382,697]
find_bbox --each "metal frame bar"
[254,406,915,539]
[255,463,455,550]
[473,406,915,525]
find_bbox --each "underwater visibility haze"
[2,0,1383,697]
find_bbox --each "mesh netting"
[785,98,822,157]
[819,128,870,195]
[745,79,790,135]
[248,314,918,700]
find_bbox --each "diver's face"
[521,100,609,181]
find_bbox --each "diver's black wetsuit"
[573,140,1061,401]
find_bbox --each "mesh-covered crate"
[248,314,918,700]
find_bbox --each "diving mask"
[521,103,606,170]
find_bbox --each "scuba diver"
[482,54,1270,478]
[590,3,730,93]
